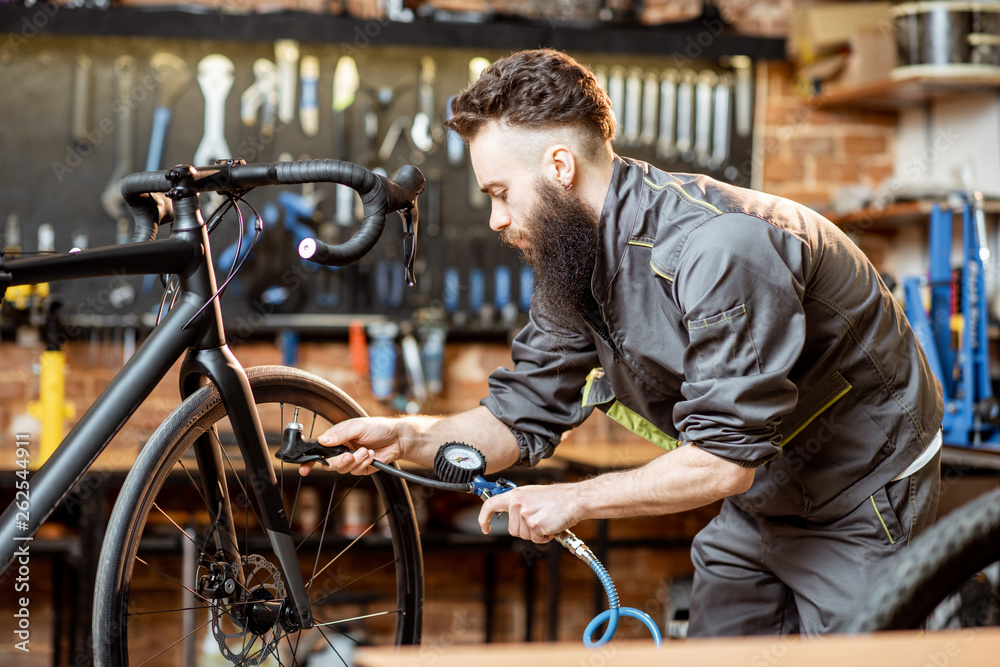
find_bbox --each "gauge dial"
[434,442,487,483]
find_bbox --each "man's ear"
[545,144,577,189]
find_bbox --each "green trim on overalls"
[582,368,681,452]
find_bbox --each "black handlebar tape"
[119,160,424,264]
[120,170,172,243]
[298,164,426,268]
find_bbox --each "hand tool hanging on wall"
[332,55,360,227]
[694,70,717,168]
[656,68,677,162]
[275,39,300,127]
[607,66,625,144]
[100,55,137,237]
[145,52,192,172]
[674,69,695,163]
[466,57,491,208]
[640,69,659,148]
[709,73,732,172]
[240,58,278,162]
[730,55,753,139]
[299,55,320,137]
[495,264,517,326]
[623,67,642,147]
[70,54,92,148]
[444,95,465,168]
[375,245,406,309]
[519,265,534,315]
[592,65,608,93]
[193,54,235,166]
[411,55,439,153]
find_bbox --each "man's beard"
[501,179,601,331]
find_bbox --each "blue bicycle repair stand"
[903,195,1000,450]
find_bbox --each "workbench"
[353,628,1000,667]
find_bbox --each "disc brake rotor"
[208,553,287,665]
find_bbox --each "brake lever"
[402,207,416,286]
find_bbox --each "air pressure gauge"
[434,442,487,484]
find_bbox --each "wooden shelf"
[814,67,1000,110]
[830,199,1000,232]
[0,5,787,59]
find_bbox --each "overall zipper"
[584,307,620,364]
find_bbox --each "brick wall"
[759,61,896,212]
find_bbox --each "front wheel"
[93,365,423,666]
[840,484,1000,632]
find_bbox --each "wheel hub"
[206,554,288,666]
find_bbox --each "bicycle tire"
[93,365,423,666]
[839,484,1000,633]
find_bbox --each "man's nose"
[489,207,510,232]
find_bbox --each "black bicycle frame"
[0,194,317,627]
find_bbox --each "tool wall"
[0,33,757,340]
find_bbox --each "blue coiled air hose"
[555,530,663,648]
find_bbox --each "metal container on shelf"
[892,1,1000,76]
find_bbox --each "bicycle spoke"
[306,485,338,597]
[307,517,382,586]
[314,626,352,667]
[315,609,401,627]
[150,503,204,552]
[311,559,398,607]
[133,611,215,667]
[218,443,267,532]
[133,556,213,608]
[175,456,211,510]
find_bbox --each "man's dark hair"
[445,49,615,155]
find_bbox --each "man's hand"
[298,417,403,477]
[478,484,582,544]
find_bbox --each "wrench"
[592,65,608,93]
[241,59,277,128]
[71,54,92,147]
[731,55,753,138]
[193,54,235,167]
[411,55,438,153]
[709,73,733,172]
[240,59,278,162]
[145,52,192,172]
[607,66,625,144]
[100,55,137,227]
[299,55,320,137]
[275,39,299,127]
[694,70,717,168]
[656,68,678,162]
[675,69,696,163]
[623,67,642,146]
[640,69,659,147]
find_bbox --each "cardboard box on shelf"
[790,1,893,63]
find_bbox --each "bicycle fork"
[180,344,317,631]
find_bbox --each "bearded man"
[303,49,943,636]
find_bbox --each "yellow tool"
[28,346,75,467]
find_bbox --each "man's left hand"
[478,484,581,543]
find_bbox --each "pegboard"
[0,33,757,339]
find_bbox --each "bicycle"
[0,158,427,665]
[839,481,1000,633]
